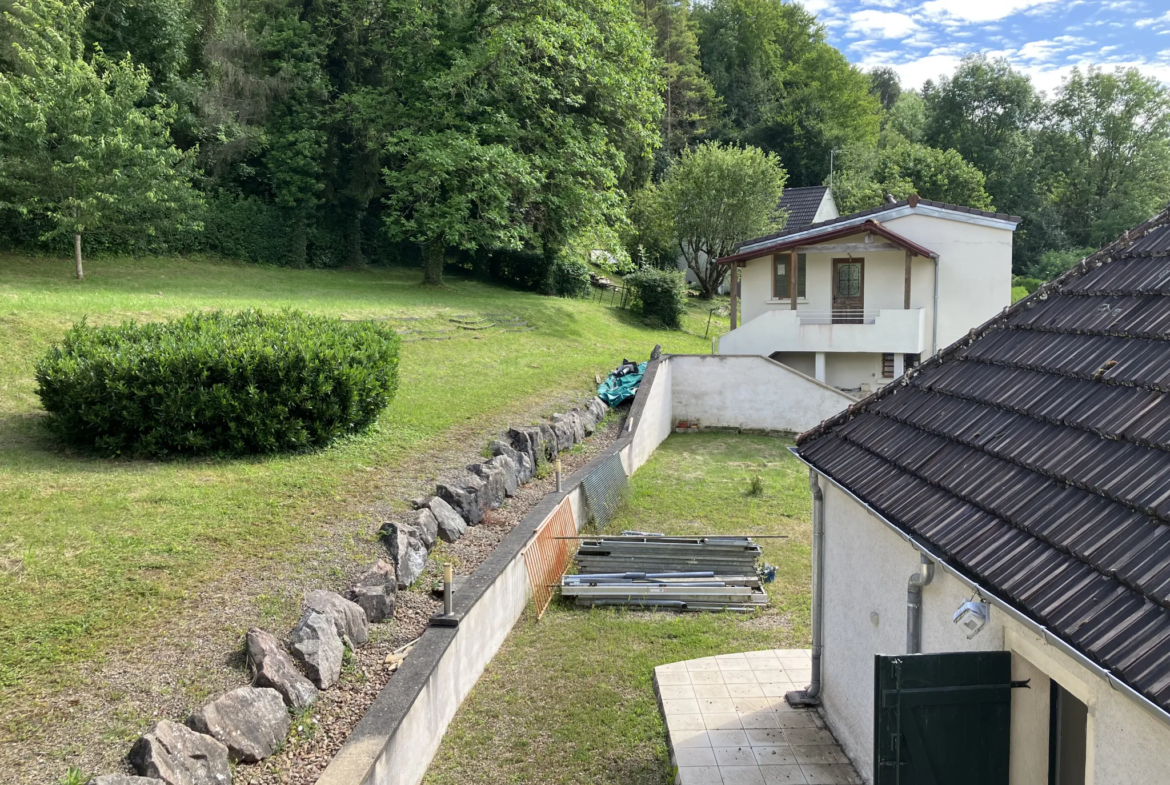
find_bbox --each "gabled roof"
[777,186,831,233]
[715,219,937,265]
[797,205,1170,719]
[733,197,1022,258]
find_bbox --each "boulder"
[589,396,608,422]
[579,406,597,436]
[436,471,486,524]
[427,497,467,543]
[467,462,506,509]
[487,454,519,496]
[490,439,520,464]
[415,508,439,549]
[246,627,318,709]
[507,426,543,466]
[346,560,397,623]
[381,521,428,588]
[187,686,290,763]
[304,589,369,648]
[289,610,344,689]
[550,417,575,453]
[517,451,535,484]
[538,424,557,457]
[93,777,167,785]
[129,719,232,785]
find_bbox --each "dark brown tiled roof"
[777,186,831,233]
[736,198,1022,252]
[798,205,1170,715]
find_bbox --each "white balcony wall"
[718,307,925,356]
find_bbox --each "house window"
[774,253,807,299]
[905,353,921,369]
[882,353,895,377]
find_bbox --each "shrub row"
[35,310,400,458]
[626,267,687,329]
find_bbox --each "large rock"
[415,508,439,549]
[187,687,290,763]
[246,627,317,709]
[538,424,557,457]
[468,462,506,509]
[488,454,519,496]
[93,777,167,785]
[558,411,585,445]
[129,719,232,785]
[588,396,608,422]
[346,559,397,623]
[381,521,428,588]
[427,497,467,543]
[289,610,344,689]
[550,417,576,453]
[304,589,369,648]
[507,426,543,466]
[579,406,597,436]
[436,471,486,524]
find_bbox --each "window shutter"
[775,255,790,299]
[882,353,895,377]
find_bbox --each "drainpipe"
[787,469,825,706]
[931,257,940,357]
[906,553,935,654]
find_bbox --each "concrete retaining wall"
[668,354,854,434]
[317,357,674,785]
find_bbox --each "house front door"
[832,258,864,323]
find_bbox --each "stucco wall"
[817,479,1170,785]
[668,355,852,433]
[884,212,1012,351]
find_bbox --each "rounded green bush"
[35,309,400,458]
[626,267,686,329]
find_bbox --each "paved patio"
[654,649,860,785]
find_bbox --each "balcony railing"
[795,309,882,326]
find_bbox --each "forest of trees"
[1,0,1169,282]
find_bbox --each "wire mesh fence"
[582,452,629,530]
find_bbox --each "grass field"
[0,254,725,694]
[424,433,812,785]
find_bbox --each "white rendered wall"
[668,355,853,433]
[817,480,1170,785]
[883,213,1012,352]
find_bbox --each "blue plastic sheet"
[597,361,647,407]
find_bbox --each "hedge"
[35,310,400,458]
[626,267,686,328]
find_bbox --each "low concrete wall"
[318,356,675,785]
[668,354,853,434]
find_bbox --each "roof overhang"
[716,219,938,266]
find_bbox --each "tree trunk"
[74,232,84,280]
[423,241,445,286]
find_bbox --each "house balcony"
[718,308,926,356]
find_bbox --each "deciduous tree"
[0,0,200,278]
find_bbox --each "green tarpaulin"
[597,361,647,407]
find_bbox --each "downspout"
[787,469,825,706]
[906,553,935,654]
[931,256,939,357]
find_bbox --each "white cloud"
[798,0,838,14]
[920,0,1061,24]
[848,10,921,39]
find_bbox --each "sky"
[801,0,1170,95]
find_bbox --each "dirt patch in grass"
[1,402,626,784]
[424,432,813,785]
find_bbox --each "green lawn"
[0,254,724,695]
[424,433,812,785]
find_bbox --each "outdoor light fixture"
[953,600,990,639]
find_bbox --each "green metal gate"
[874,652,1012,785]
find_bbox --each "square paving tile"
[760,765,808,783]
[739,711,781,730]
[692,671,727,685]
[721,766,766,785]
[676,748,718,767]
[728,683,765,698]
[753,746,798,766]
[722,670,760,684]
[664,699,702,716]
[669,714,708,732]
[745,728,787,746]
[718,658,756,671]
[714,746,757,766]
[707,729,750,747]
[791,746,845,765]
[700,698,739,714]
[695,684,732,699]
[661,684,697,700]
[705,713,744,730]
[786,729,836,746]
[673,729,712,748]
[658,670,693,685]
[800,764,859,784]
[678,765,723,785]
[688,658,721,672]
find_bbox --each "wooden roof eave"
[715,219,939,266]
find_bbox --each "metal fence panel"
[522,498,578,618]
[582,452,629,529]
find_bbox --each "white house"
[791,208,1170,784]
[680,186,839,293]
[716,196,1020,392]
